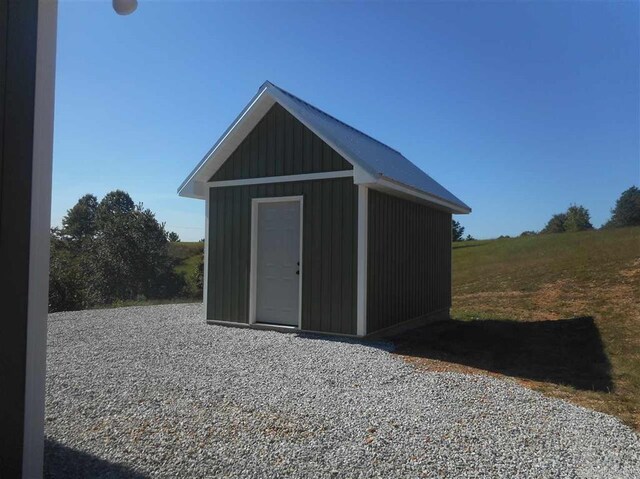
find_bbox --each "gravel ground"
[46,304,640,478]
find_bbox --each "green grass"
[397,227,640,430]
[168,241,203,263]
[168,242,204,297]
[453,227,639,294]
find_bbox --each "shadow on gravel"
[294,331,395,352]
[392,316,613,392]
[45,439,148,479]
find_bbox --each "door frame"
[249,195,304,329]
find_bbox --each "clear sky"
[53,1,639,241]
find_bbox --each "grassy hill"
[168,241,204,297]
[168,241,203,274]
[397,227,640,430]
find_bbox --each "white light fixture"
[113,0,138,15]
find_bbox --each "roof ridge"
[264,81,405,157]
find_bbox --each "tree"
[542,204,593,234]
[49,228,95,312]
[95,190,135,229]
[542,213,567,234]
[168,231,180,242]
[452,220,465,242]
[61,194,98,241]
[604,186,640,228]
[90,191,183,303]
[520,230,537,237]
[564,204,593,232]
[465,234,476,241]
[49,190,185,310]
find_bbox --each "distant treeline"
[49,190,203,313]
[453,185,640,241]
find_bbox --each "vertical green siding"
[366,189,452,334]
[210,103,352,182]
[207,178,358,335]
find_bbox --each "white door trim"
[207,170,352,188]
[249,196,304,329]
[356,185,368,336]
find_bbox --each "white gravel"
[45,303,640,478]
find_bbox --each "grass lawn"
[168,241,204,276]
[394,227,640,430]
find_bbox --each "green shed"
[178,81,470,337]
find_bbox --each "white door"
[255,199,301,326]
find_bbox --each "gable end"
[210,104,352,182]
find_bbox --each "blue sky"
[53,1,639,241]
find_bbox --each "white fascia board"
[177,87,275,197]
[367,177,471,214]
[353,165,379,184]
[178,181,204,199]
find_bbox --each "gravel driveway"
[46,304,639,478]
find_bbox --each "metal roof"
[266,82,470,212]
[179,81,470,214]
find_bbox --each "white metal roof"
[178,81,471,214]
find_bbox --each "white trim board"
[249,196,304,330]
[356,185,368,337]
[370,177,471,214]
[178,87,273,197]
[207,170,353,188]
[203,194,210,320]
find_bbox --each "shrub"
[542,213,567,234]
[190,253,204,298]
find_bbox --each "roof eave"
[178,81,472,215]
[177,84,273,197]
[369,176,471,214]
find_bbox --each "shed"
[178,81,471,337]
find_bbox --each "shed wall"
[366,189,452,333]
[210,103,352,182]
[207,178,358,335]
